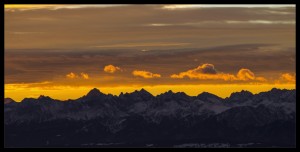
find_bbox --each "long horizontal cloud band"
[65,64,295,84]
[132,70,161,79]
[170,64,267,82]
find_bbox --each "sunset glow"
[4,84,295,102]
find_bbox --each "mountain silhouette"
[197,92,223,102]
[4,98,15,104]
[85,88,105,98]
[4,88,296,148]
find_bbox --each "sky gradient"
[5,4,295,101]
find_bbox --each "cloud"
[145,20,295,28]
[66,72,89,79]
[254,77,267,82]
[225,20,295,25]
[161,5,295,10]
[170,64,230,80]
[66,72,77,79]
[9,31,45,35]
[5,4,294,12]
[92,42,190,48]
[104,65,121,73]
[5,4,126,11]
[132,70,161,79]
[170,64,266,81]
[194,64,217,74]
[81,73,89,79]
[236,68,255,80]
[5,81,52,90]
[281,73,295,82]
[236,69,267,81]
[276,73,296,84]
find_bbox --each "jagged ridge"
[4,88,296,147]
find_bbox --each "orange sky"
[4,83,295,102]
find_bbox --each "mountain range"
[4,88,296,148]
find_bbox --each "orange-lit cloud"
[5,81,52,90]
[275,73,296,84]
[236,69,267,81]
[104,65,121,73]
[4,4,125,11]
[132,70,161,79]
[170,64,235,80]
[5,5,58,10]
[236,69,255,80]
[171,64,266,82]
[81,73,89,79]
[254,77,267,82]
[66,72,89,79]
[281,73,295,82]
[66,72,77,79]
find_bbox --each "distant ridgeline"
[4,88,296,148]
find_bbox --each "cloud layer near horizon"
[170,64,267,82]
[5,44,295,86]
[132,70,161,79]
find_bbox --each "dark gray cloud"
[194,64,218,74]
[5,5,295,50]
